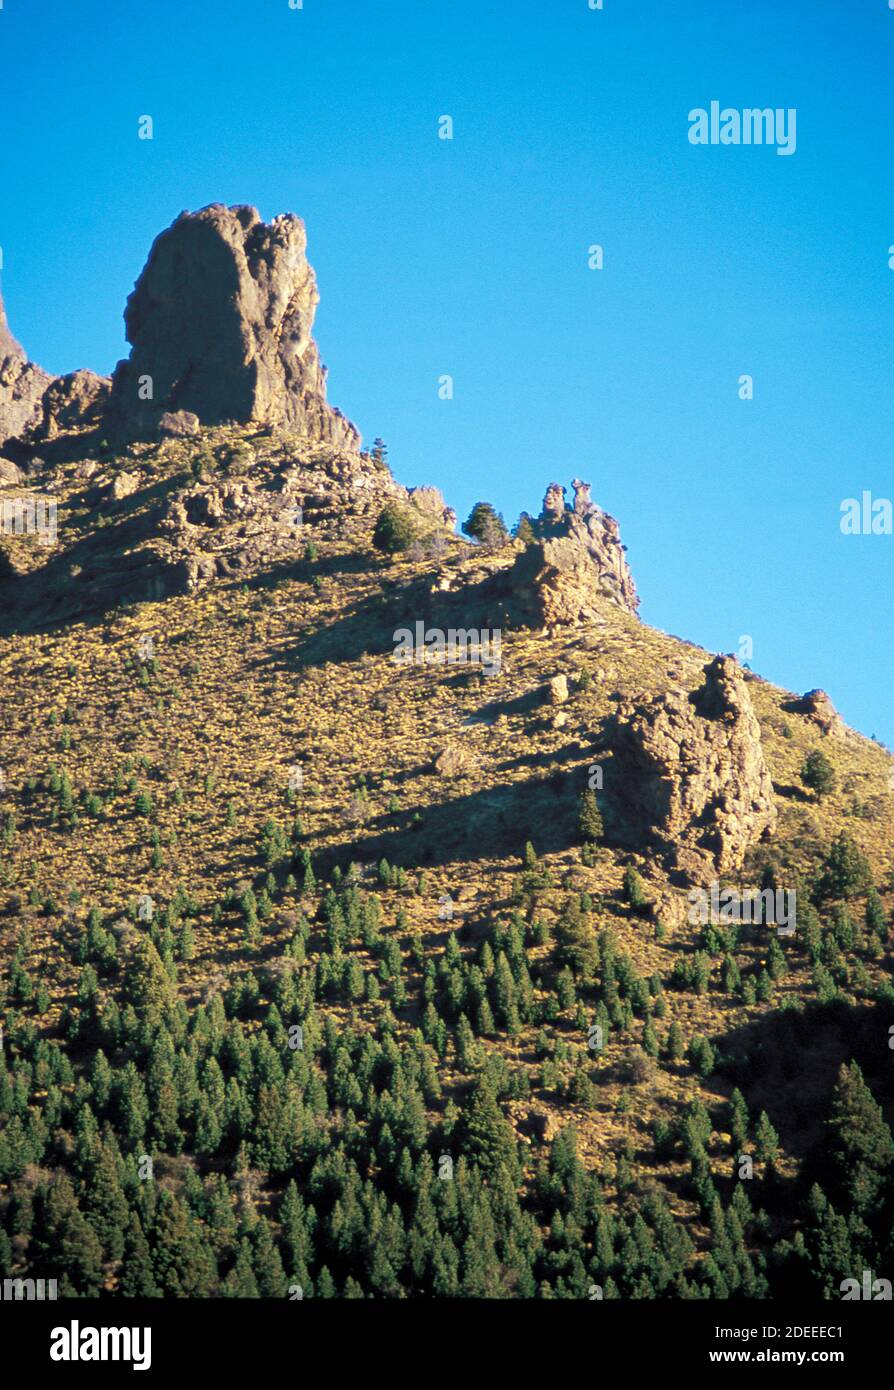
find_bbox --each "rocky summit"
[108,204,360,447]
[0,203,359,453]
[0,206,892,1309]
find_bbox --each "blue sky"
[1,0,892,745]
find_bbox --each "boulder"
[36,370,111,440]
[434,745,468,778]
[158,410,200,438]
[107,471,141,502]
[0,458,23,486]
[547,673,569,705]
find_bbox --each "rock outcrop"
[0,292,53,448]
[506,480,639,627]
[35,370,111,441]
[784,688,843,737]
[610,655,777,882]
[108,203,360,449]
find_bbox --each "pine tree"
[578,790,603,843]
[252,1219,287,1297]
[155,1193,218,1297]
[754,1110,779,1164]
[125,938,173,1021]
[622,867,649,912]
[86,1142,129,1261]
[373,502,418,555]
[120,1212,160,1297]
[728,1088,750,1150]
[801,749,836,799]
[461,1079,518,1179]
[555,894,598,980]
[823,1061,894,1215]
[463,502,508,548]
[225,1238,260,1297]
[688,1035,715,1079]
[820,832,873,899]
[665,1020,685,1063]
[56,1206,105,1297]
[866,889,888,940]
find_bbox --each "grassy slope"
[1,426,893,1251]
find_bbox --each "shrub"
[372,502,418,555]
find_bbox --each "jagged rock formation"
[108,204,360,448]
[610,654,777,882]
[506,480,639,627]
[0,292,53,448]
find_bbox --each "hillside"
[0,206,892,1302]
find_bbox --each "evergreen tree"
[158,1195,217,1296]
[461,1079,519,1179]
[665,1020,685,1063]
[820,832,873,899]
[555,895,598,980]
[120,1212,161,1297]
[728,1088,750,1150]
[124,938,174,1021]
[801,749,836,799]
[85,1142,129,1261]
[622,867,649,912]
[754,1111,780,1164]
[865,889,888,940]
[688,1035,715,1079]
[823,1062,894,1215]
[462,502,508,548]
[578,790,603,843]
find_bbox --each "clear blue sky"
[1,0,892,746]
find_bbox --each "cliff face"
[108,204,360,448]
[0,292,53,447]
[610,655,778,882]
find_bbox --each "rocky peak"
[571,478,592,514]
[609,654,777,883]
[504,479,639,627]
[108,203,360,449]
[0,290,54,448]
